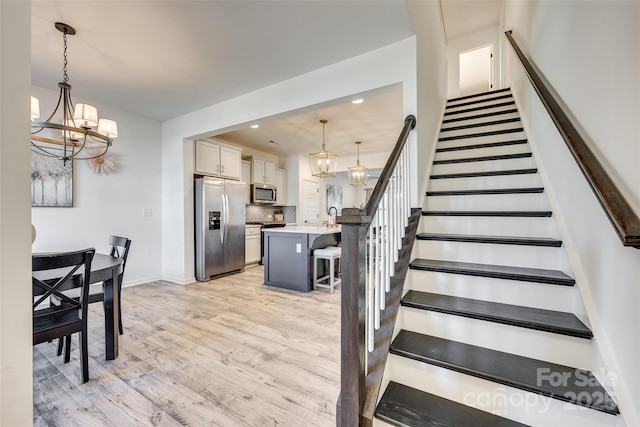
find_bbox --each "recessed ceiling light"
[352,99,364,104]
[251,124,259,128]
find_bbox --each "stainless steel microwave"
[251,183,277,204]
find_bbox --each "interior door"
[302,179,319,225]
[459,45,493,97]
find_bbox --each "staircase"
[373,89,621,426]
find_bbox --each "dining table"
[33,252,123,360]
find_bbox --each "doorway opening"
[459,44,493,97]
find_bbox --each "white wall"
[30,86,164,287]
[406,0,448,208]
[505,1,640,424]
[446,26,502,98]
[162,37,419,284]
[0,2,33,424]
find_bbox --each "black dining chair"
[56,236,131,358]
[33,248,95,383]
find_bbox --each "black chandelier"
[31,23,118,165]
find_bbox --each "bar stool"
[313,246,342,294]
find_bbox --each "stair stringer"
[510,89,633,427]
[374,89,621,426]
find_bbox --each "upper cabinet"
[241,160,251,204]
[245,156,276,186]
[275,168,287,205]
[194,140,242,180]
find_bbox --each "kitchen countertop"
[263,225,341,234]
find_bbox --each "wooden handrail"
[336,114,416,427]
[506,30,640,249]
[365,115,416,218]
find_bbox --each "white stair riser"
[442,111,521,127]
[432,156,537,175]
[412,239,571,271]
[439,123,523,139]
[419,216,559,239]
[446,98,515,113]
[406,269,578,313]
[437,133,526,151]
[387,355,618,427]
[447,91,512,107]
[439,130,527,146]
[435,143,531,161]
[444,104,517,120]
[428,174,542,191]
[425,193,550,212]
[395,308,593,369]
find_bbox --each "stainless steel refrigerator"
[195,177,246,281]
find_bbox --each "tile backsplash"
[246,204,296,223]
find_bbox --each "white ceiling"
[31,1,414,122]
[440,0,503,42]
[31,1,501,159]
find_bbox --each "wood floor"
[33,266,341,426]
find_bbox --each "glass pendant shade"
[348,141,368,186]
[309,119,338,178]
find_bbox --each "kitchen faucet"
[328,206,337,226]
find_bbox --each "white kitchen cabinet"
[275,168,287,205]
[241,160,251,204]
[245,225,261,265]
[194,140,242,180]
[246,156,276,185]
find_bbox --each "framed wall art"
[31,152,73,207]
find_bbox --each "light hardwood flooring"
[33,266,341,426]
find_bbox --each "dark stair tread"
[433,152,532,165]
[439,127,524,142]
[416,233,561,247]
[436,139,528,153]
[426,187,544,196]
[402,290,591,338]
[446,93,513,109]
[410,258,575,286]
[422,210,553,217]
[442,108,519,124]
[447,87,512,103]
[390,331,619,415]
[444,100,516,116]
[430,168,538,179]
[376,381,529,427]
[440,117,521,133]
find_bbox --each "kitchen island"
[263,225,341,292]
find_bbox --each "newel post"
[337,208,371,427]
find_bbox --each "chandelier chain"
[63,31,69,83]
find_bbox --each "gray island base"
[263,226,341,292]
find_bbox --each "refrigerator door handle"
[221,193,226,244]
[222,193,230,244]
